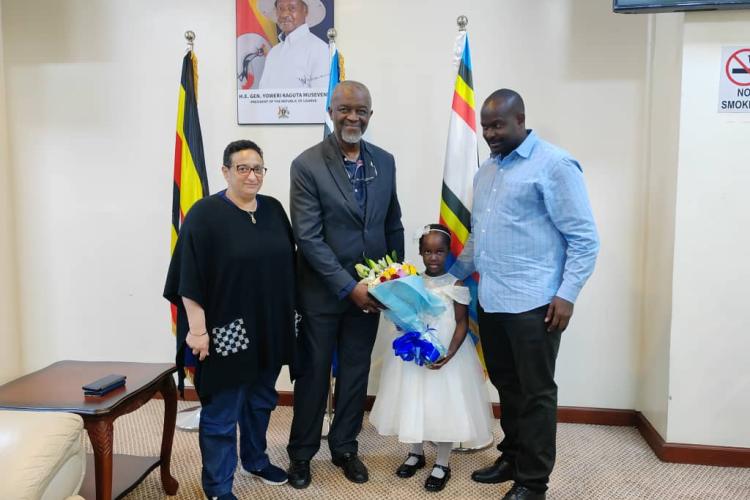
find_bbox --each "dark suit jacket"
[290,133,404,314]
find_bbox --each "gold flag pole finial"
[327,28,337,43]
[184,30,196,51]
[457,15,468,32]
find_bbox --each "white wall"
[528,1,648,410]
[0,3,22,384]
[637,13,683,439]
[667,11,750,447]
[2,0,648,409]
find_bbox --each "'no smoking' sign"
[725,48,750,86]
[719,46,750,113]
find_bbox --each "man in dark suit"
[286,80,404,488]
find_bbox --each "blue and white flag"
[324,38,344,136]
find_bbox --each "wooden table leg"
[158,374,180,495]
[85,418,114,500]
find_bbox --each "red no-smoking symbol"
[725,48,750,86]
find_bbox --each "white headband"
[412,225,451,242]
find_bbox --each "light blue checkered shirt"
[451,130,599,314]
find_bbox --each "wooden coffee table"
[0,360,179,500]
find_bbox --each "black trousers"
[479,304,562,493]
[287,305,380,461]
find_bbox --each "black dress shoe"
[424,464,451,492]
[287,460,311,489]
[471,456,515,484]
[502,484,546,500]
[395,452,426,478]
[332,452,369,483]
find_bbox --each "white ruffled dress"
[369,273,494,446]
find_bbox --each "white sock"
[430,466,446,479]
[430,441,452,478]
[405,443,424,465]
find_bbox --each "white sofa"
[0,410,85,500]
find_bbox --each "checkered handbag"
[212,318,250,357]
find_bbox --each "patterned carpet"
[96,401,750,499]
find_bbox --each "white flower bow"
[412,225,433,243]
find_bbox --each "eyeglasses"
[235,165,267,177]
[346,161,378,184]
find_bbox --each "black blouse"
[164,193,296,397]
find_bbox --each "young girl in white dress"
[369,224,493,492]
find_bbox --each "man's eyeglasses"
[234,165,267,177]
[347,161,378,184]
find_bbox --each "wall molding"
[172,388,749,468]
[635,412,750,468]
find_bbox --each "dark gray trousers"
[287,305,379,461]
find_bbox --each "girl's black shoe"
[395,453,426,478]
[424,464,451,492]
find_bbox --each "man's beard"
[341,128,363,144]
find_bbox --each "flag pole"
[175,28,203,432]
[453,15,493,452]
[322,369,334,439]
[320,27,337,440]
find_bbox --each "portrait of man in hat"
[256,0,330,89]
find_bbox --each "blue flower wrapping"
[367,275,447,366]
[367,275,445,332]
[392,327,447,366]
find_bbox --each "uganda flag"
[171,50,209,376]
[439,30,484,369]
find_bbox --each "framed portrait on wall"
[236,0,334,124]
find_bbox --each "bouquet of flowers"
[355,254,418,289]
[356,253,447,366]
